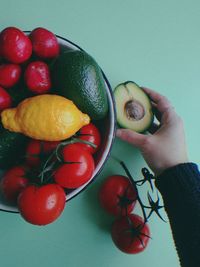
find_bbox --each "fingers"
[142,87,168,104]
[148,122,160,134]
[142,87,172,113]
[116,129,147,148]
[152,102,162,122]
[142,87,178,125]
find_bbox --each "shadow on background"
[83,162,114,234]
[83,137,142,233]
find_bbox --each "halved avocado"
[114,81,154,132]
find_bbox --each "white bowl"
[0,33,116,213]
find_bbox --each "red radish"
[30,27,60,59]
[24,61,51,94]
[0,86,12,111]
[0,27,32,64]
[0,64,21,88]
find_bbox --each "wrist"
[154,159,189,177]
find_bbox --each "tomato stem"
[38,136,96,185]
[39,151,56,184]
[119,161,148,223]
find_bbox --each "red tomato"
[99,175,137,216]
[26,140,42,167]
[18,184,66,225]
[111,214,150,254]
[0,166,29,204]
[24,61,51,94]
[78,123,101,154]
[0,64,21,88]
[0,27,32,64]
[42,141,60,153]
[54,144,95,189]
[0,86,12,111]
[26,139,60,167]
[30,27,60,59]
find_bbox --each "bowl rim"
[0,33,117,213]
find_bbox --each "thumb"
[116,129,147,148]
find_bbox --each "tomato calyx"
[71,136,97,147]
[135,168,155,191]
[55,137,96,162]
[130,226,151,248]
[115,159,165,223]
[117,186,137,216]
[111,214,151,254]
[117,194,136,209]
[119,161,148,223]
[74,125,100,154]
[38,137,95,185]
[14,164,39,185]
[25,141,57,167]
[25,151,46,165]
[144,192,166,222]
[124,218,151,248]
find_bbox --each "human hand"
[116,87,188,176]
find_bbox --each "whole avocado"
[0,124,28,169]
[52,50,108,120]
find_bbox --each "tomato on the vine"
[0,166,29,204]
[26,139,60,167]
[78,123,101,154]
[54,143,95,189]
[26,140,42,167]
[18,184,66,225]
[42,141,60,153]
[111,214,150,254]
[99,175,137,216]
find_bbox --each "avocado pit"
[125,100,145,121]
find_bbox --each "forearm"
[155,163,200,267]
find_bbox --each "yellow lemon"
[1,94,90,141]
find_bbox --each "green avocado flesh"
[114,81,154,132]
[52,50,108,120]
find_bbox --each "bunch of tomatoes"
[1,123,100,225]
[99,168,152,254]
[0,26,101,225]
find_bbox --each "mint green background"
[0,1,199,266]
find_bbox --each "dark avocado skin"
[52,50,108,120]
[9,86,32,107]
[9,80,33,107]
[0,79,31,170]
[0,124,28,170]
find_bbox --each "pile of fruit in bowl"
[0,26,116,225]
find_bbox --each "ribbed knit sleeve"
[155,163,200,267]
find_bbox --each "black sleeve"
[155,163,200,267]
